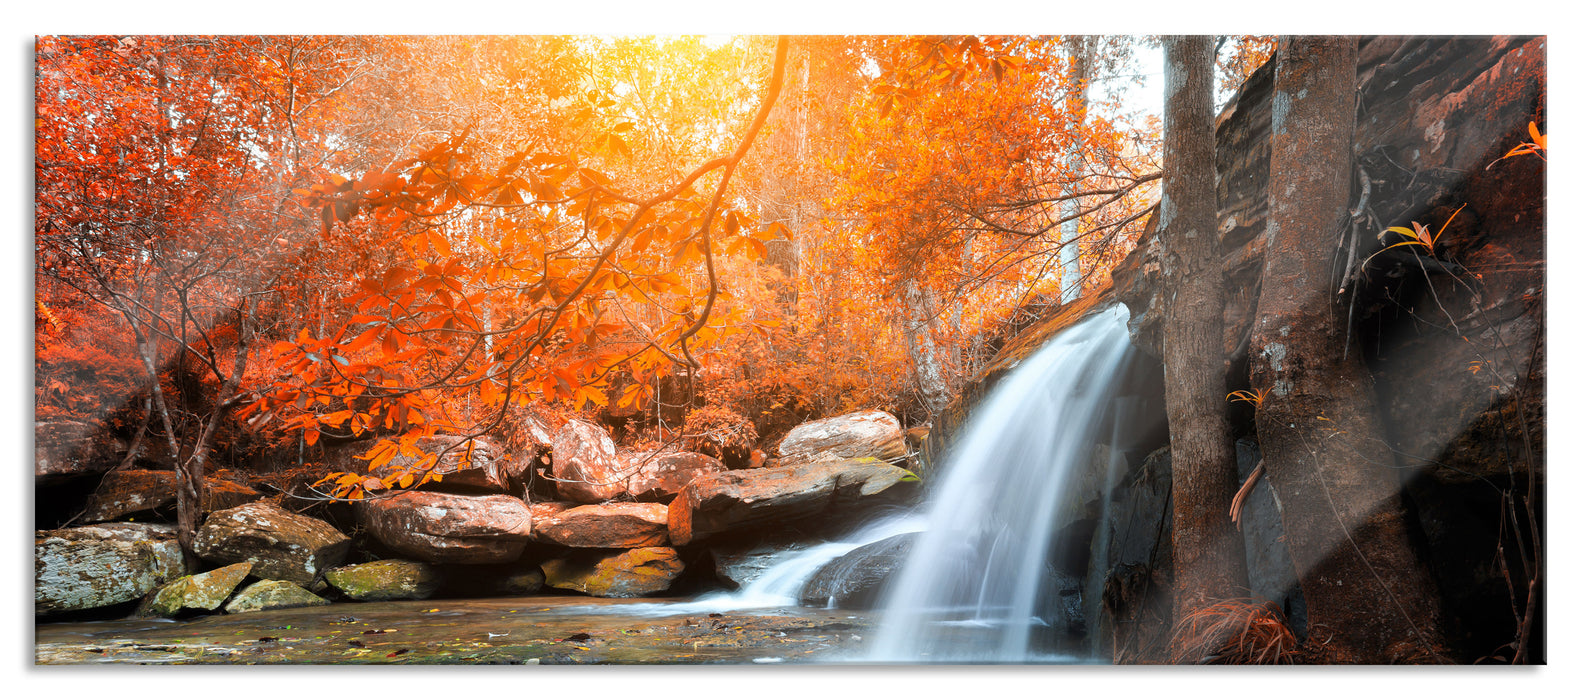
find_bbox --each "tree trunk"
[1160,35,1249,625]
[1251,36,1448,663]
[1059,36,1092,304]
[902,277,951,416]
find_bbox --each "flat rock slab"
[357,491,533,564]
[194,502,351,587]
[79,470,262,523]
[668,457,919,546]
[620,451,727,502]
[534,502,670,548]
[34,420,125,485]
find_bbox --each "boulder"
[799,533,915,609]
[193,501,351,587]
[704,540,806,589]
[223,580,331,614]
[500,410,558,493]
[534,502,670,549]
[136,562,254,618]
[526,500,577,541]
[78,470,262,523]
[1085,446,1175,662]
[550,419,624,503]
[776,410,908,465]
[325,436,510,494]
[34,420,124,486]
[325,560,444,601]
[442,561,547,597]
[357,491,533,564]
[541,547,684,598]
[679,406,760,469]
[668,457,919,546]
[35,523,187,616]
[619,450,727,502]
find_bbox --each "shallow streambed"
[35,595,877,665]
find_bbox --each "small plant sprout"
[1227,388,1269,409]
[1376,203,1468,258]
[1486,121,1547,169]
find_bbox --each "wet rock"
[357,491,533,564]
[799,533,915,609]
[668,457,920,546]
[551,419,623,503]
[534,502,670,549]
[776,410,907,465]
[1086,446,1174,661]
[1233,439,1307,636]
[441,561,546,597]
[705,540,806,589]
[1041,568,1087,639]
[541,547,684,598]
[136,562,254,618]
[193,501,351,587]
[223,580,331,614]
[35,523,187,616]
[78,469,262,523]
[325,560,444,601]
[619,450,727,502]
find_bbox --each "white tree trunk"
[1059,36,1093,304]
[902,277,951,415]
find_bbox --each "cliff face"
[926,37,1548,661]
[1107,36,1545,660]
[1113,37,1545,474]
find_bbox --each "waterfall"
[866,304,1137,663]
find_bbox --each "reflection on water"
[35,595,876,665]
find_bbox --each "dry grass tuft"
[1167,598,1301,664]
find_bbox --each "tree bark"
[1251,36,1448,663]
[902,277,951,416]
[1058,36,1093,304]
[1160,35,1249,621]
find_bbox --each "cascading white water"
[866,304,1136,663]
[561,304,1139,663]
[565,511,924,618]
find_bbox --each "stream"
[35,595,876,665]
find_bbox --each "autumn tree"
[1248,36,1448,663]
[1157,34,1249,632]
[830,36,1160,416]
[34,36,387,548]
[245,37,794,498]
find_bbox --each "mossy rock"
[541,547,683,598]
[324,560,444,601]
[223,580,330,614]
[136,562,253,617]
